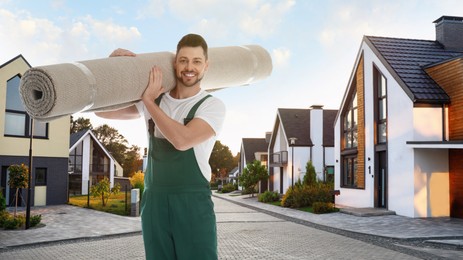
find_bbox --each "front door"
[375,151,387,208]
[279,167,284,194]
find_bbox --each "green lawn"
[68,192,131,216]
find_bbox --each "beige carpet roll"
[20,45,272,121]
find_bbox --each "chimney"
[265,131,272,143]
[434,16,463,51]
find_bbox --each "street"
[0,195,462,259]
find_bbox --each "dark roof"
[242,138,268,163]
[365,36,463,103]
[0,54,31,70]
[323,110,337,147]
[278,108,311,146]
[69,129,90,148]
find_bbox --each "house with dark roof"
[239,136,269,192]
[334,16,463,218]
[69,129,123,195]
[1,55,69,206]
[268,105,337,194]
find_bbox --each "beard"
[175,70,204,87]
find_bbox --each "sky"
[1,0,462,155]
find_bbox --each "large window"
[4,75,48,138]
[69,142,83,174]
[341,91,359,188]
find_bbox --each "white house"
[334,15,463,218]
[268,105,337,194]
[239,136,269,192]
[69,129,123,195]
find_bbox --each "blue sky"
[1,0,462,154]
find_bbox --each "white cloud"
[161,0,295,39]
[0,7,142,66]
[83,15,141,44]
[0,8,63,65]
[272,47,291,68]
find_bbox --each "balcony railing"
[269,151,288,167]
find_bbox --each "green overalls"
[141,94,217,260]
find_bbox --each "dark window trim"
[4,74,49,139]
[373,63,387,145]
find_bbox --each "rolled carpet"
[20,45,272,121]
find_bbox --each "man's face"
[174,46,208,88]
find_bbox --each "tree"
[123,145,143,177]
[209,140,235,183]
[129,171,145,198]
[303,161,317,186]
[93,124,128,165]
[7,164,29,216]
[90,177,121,207]
[70,116,93,133]
[239,160,268,197]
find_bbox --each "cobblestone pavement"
[0,194,462,259]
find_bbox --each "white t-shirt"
[136,90,226,181]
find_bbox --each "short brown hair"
[176,34,208,59]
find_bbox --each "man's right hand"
[109,48,136,57]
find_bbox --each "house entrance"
[280,167,284,194]
[375,151,387,208]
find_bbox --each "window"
[35,168,47,186]
[4,75,48,138]
[343,93,358,149]
[341,91,359,188]
[69,142,83,173]
[376,70,387,144]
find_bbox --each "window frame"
[4,75,48,139]
[341,88,359,188]
[35,168,47,186]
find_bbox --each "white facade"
[334,41,451,218]
[69,130,122,195]
[270,107,336,194]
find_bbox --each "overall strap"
[148,94,165,135]
[184,95,212,125]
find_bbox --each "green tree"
[239,160,268,197]
[90,177,121,207]
[123,145,143,177]
[303,161,317,186]
[7,164,29,216]
[209,140,235,183]
[93,124,128,165]
[70,116,93,133]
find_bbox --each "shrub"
[221,183,236,193]
[0,191,6,212]
[30,214,42,227]
[303,161,317,186]
[258,190,280,203]
[0,210,9,228]
[3,214,25,230]
[282,182,335,208]
[129,171,145,195]
[312,202,336,214]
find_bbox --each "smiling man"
[97,34,226,259]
